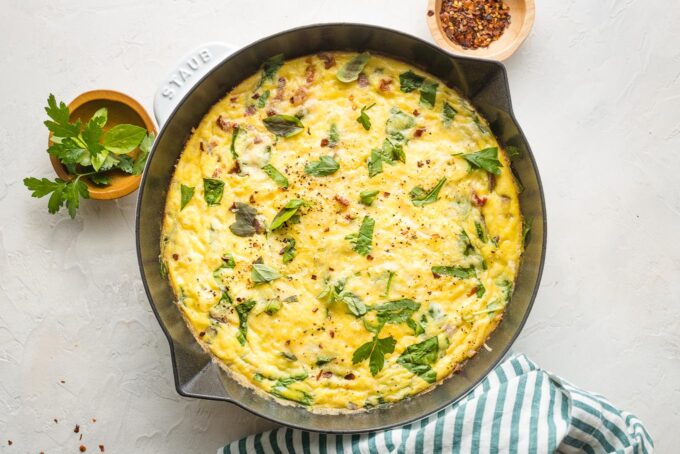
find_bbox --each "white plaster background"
[1,0,678,452]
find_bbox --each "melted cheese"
[161,53,523,412]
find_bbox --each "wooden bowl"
[49,90,156,200]
[426,0,535,61]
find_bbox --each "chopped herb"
[256,54,284,89]
[304,156,339,176]
[345,216,375,256]
[257,90,270,108]
[461,147,502,175]
[315,354,335,366]
[352,334,396,376]
[235,300,257,345]
[338,291,367,317]
[443,102,457,126]
[367,149,384,178]
[328,124,340,147]
[382,271,396,297]
[523,217,533,246]
[359,189,380,206]
[460,230,476,256]
[409,177,447,207]
[262,163,289,188]
[213,254,236,282]
[431,265,477,279]
[202,178,224,206]
[281,238,297,263]
[270,373,313,405]
[251,263,281,284]
[270,199,308,230]
[356,103,375,131]
[399,70,425,93]
[180,184,194,210]
[397,337,438,383]
[318,278,346,304]
[209,291,233,322]
[283,295,299,303]
[475,221,487,242]
[280,351,297,361]
[336,52,371,83]
[229,202,260,237]
[476,280,486,298]
[380,138,405,164]
[263,115,304,137]
[373,299,420,324]
[230,125,241,158]
[419,80,438,108]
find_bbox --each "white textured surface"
[1,0,678,451]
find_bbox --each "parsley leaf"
[24,177,89,219]
[229,202,261,237]
[256,54,284,89]
[359,189,379,206]
[409,177,447,207]
[336,52,371,83]
[397,337,438,383]
[252,263,281,284]
[263,114,304,137]
[338,291,367,317]
[262,163,289,188]
[461,147,502,175]
[345,216,375,256]
[180,184,194,210]
[352,335,396,376]
[399,70,425,93]
[235,300,257,345]
[47,138,85,165]
[356,103,375,131]
[202,178,224,206]
[88,173,111,186]
[443,102,457,126]
[431,265,476,279]
[419,80,438,108]
[270,199,308,230]
[44,94,80,138]
[304,156,339,176]
[281,238,297,263]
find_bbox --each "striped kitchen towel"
[221,354,653,453]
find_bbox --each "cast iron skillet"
[136,23,546,433]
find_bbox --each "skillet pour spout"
[136,23,546,433]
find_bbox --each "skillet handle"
[153,42,234,126]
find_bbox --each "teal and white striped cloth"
[221,354,653,454]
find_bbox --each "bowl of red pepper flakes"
[426,0,535,61]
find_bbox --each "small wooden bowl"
[49,90,156,200]
[426,0,535,61]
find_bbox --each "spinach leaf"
[131,132,154,175]
[202,178,224,206]
[345,216,375,256]
[328,124,340,147]
[213,253,236,283]
[270,199,307,230]
[262,163,289,188]
[230,125,241,158]
[315,354,335,366]
[102,124,147,155]
[229,202,260,237]
[367,149,384,178]
[256,54,284,89]
[409,177,447,207]
[373,298,420,324]
[304,156,339,176]
[460,230,476,256]
[352,335,396,376]
[257,90,270,109]
[252,263,281,284]
[443,102,457,126]
[338,291,367,317]
[263,114,304,137]
[356,103,375,131]
[431,265,476,279]
[397,337,438,383]
[270,373,313,405]
[399,70,425,93]
[461,147,502,175]
[406,318,425,336]
[281,238,296,263]
[209,290,233,322]
[419,80,438,108]
[180,184,194,210]
[476,280,486,298]
[475,221,487,242]
[336,52,371,83]
[385,107,415,138]
[235,300,257,345]
[359,189,379,206]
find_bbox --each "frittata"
[160,52,523,412]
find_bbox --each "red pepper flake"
[344,373,356,380]
[99,445,105,452]
[472,192,487,206]
[413,109,420,116]
[467,286,478,296]
[216,115,231,131]
[230,96,238,103]
[366,255,374,261]
[414,128,426,138]
[199,141,205,151]
[427,9,435,16]
[8,440,12,446]
[379,79,393,91]
[80,445,87,452]
[329,330,335,338]
[312,307,319,313]
[251,93,260,100]
[439,0,511,49]
[417,161,424,168]
[228,161,241,174]
[383,192,391,197]
[244,105,256,116]
[334,195,350,207]
[357,72,369,87]
[266,109,277,117]
[172,254,179,261]
[320,138,329,147]
[249,194,256,204]
[311,274,317,280]
[316,370,323,381]
[199,331,206,338]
